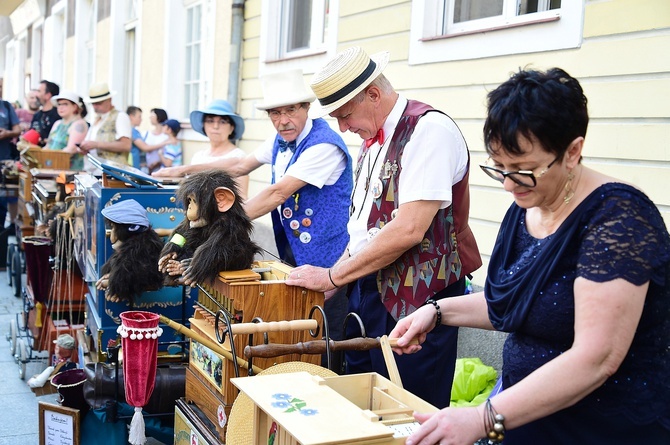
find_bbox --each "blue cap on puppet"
[101,199,150,230]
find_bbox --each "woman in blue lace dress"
[390,68,670,444]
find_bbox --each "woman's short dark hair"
[79,97,88,119]
[484,68,589,158]
[203,114,235,140]
[151,108,168,123]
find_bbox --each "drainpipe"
[227,0,244,110]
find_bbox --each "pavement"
[0,234,54,444]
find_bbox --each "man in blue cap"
[155,70,353,372]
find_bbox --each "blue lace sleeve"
[577,184,670,286]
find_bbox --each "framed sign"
[39,402,80,445]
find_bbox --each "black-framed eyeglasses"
[267,104,302,122]
[480,155,561,187]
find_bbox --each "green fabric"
[450,357,498,407]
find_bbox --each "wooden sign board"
[39,402,80,445]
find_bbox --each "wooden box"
[232,372,439,445]
[174,398,224,445]
[21,148,71,170]
[197,261,324,369]
[184,367,230,441]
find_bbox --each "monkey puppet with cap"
[96,199,165,303]
[159,170,259,287]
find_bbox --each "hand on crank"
[388,303,437,355]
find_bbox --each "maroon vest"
[366,100,482,320]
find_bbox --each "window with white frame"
[184,3,203,116]
[123,0,139,108]
[263,0,331,62]
[409,0,583,64]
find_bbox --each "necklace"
[350,139,387,219]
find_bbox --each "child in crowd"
[157,119,182,170]
[126,106,168,171]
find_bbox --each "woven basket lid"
[226,361,337,445]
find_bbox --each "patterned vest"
[270,118,353,268]
[367,100,482,320]
[95,109,129,165]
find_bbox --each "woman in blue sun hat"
[176,100,249,197]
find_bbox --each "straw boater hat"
[87,82,115,103]
[309,46,390,118]
[255,69,316,111]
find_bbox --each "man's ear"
[214,187,236,212]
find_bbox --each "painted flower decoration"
[270,393,318,415]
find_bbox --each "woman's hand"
[405,406,485,445]
[389,304,437,355]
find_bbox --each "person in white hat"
[156,69,353,371]
[286,46,482,408]
[27,333,78,388]
[79,82,132,166]
[44,90,89,170]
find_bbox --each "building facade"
[2,0,669,284]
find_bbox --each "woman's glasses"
[480,155,561,187]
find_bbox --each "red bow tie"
[364,128,385,148]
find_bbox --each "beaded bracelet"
[483,399,505,443]
[424,298,441,329]
[328,268,339,288]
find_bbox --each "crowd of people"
[2,46,668,443]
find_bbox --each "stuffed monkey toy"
[159,170,259,286]
[96,199,165,304]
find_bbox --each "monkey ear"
[214,187,236,213]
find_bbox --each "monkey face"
[186,195,207,228]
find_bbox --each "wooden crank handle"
[228,319,317,335]
[243,337,416,358]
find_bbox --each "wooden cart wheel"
[8,318,17,356]
[11,248,21,298]
[17,338,28,380]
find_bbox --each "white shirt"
[348,96,469,255]
[253,119,347,187]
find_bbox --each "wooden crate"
[21,148,71,170]
[232,372,439,445]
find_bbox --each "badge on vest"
[367,227,380,242]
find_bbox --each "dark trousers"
[345,274,464,409]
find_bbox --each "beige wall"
[238,0,670,285]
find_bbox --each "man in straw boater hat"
[79,82,133,166]
[156,69,353,371]
[286,46,482,408]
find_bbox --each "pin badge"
[282,207,293,219]
[371,178,383,199]
[299,232,312,244]
[391,208,399,219]
[289,219,300,230]
[302,218,311,227]
[305,208,314,216]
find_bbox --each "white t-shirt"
[191,147,246,165]
[253,119,347,188]
[348,96,469,255]
[144,131,169,166]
